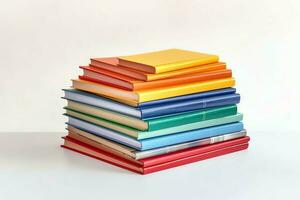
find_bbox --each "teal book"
[64,108,243,139]
[64,100,237,131]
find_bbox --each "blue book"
[66,116,244,151]
[63,88,240,119]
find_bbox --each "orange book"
[90,57,226,81]
[80,65,232,91]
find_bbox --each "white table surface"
[1,131,300,200]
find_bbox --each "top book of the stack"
[90,49,220,79]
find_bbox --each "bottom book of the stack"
[61,126,250,174]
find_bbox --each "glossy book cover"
[79,66,231,91]
[61,136,250,174]
[117,49,219,74]
[90,57,226,81]
[66,125,248,160]
[66,116,244,151]
[63,88,240,118]
[71,78,235,103]
[64,101,238,131]
[64,109,243,139]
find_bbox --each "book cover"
[141,136,250,168]
[117,49,219,74]
[64,101,237,131]
[61,136,249,174]
[66,125,248,160]
[139,93,240,118]
[63,89,141,116]
[143,143,249,174]
[63,89,240,118]
[66,116,244,150]
[140,87,236,107]
[65,100,148,131]
[71,78,235,103]
[90,57,226,81]
[80,65,231,90]
[64,108,243,139]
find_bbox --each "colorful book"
[90,57,225,81]
[64,101,238,131]
[117,49,219,74]
[80,66,231,91]
[61,136,250,174]
[64,109,243,139]
[141,87,236,107]
[66,116,244,150]
[66,125,247,160]
[71,78,235,105]
[63,88,240,118]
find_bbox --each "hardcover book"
[71,78,235,105]
[140,87,236,107]
[90,57,226,81]
[61,136,250,174]
[80,66,232,91]
[63,88,240,118]
[117,49,219,74]
[66,116,244,150]
[66,125,248,160]
[64,109,243,139]
[64,101,238,131]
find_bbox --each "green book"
[64,100,237,131]
[64,109,243,140]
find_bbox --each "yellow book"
[118,49,219,74]
[71,78,235,105]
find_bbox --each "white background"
[1,0,299,132]
[1,1,300,200]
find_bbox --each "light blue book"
[67,116,244,151]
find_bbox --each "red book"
[61,136,250,174]
[80,65,232,91]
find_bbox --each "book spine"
[79,75,133,91]
[132,69,232,91]
[143,143,249,174]
[147,105,237,131]
[140,122,244,150]
[155,56,219,73]
[72,79,138,101]
[138,114,243,140]
[67,117,141,149]
[139,88,236,107]
[63,90,142,118]
[141,93,240,118]
[142,136,250,167]
[135,131,247,160]
[138,78,235,102]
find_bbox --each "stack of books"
[61,49,250,174]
